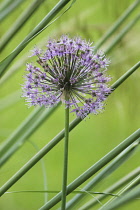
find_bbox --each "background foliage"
[0,0,140,209]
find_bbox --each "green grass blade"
[0,104,59,166]
[0,0,46,51]
[99,177,140,210]
[0,0,24,21]
[94,0,140,51]
[80,167,140,209]
[65,140,139,209]
[105,14,140,54]
[0,0,73,77]
[5,190,118,197]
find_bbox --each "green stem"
[4,190,118,195]
[61,98,70,210]
[94,0,140,51]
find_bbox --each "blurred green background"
[0,0,140,209]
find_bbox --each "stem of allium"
[61,95,70,210]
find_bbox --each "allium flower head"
[22,35,111,118]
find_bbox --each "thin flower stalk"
[61,95,70,209]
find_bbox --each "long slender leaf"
[0,0,46,51]
[5,190,118,197]
[65,140,139,209]
[0,0,74,77]
[80,167,140,209]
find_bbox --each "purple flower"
[22,35,111,118]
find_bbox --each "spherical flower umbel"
[22,35,111,118]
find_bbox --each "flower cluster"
[22,35,111,118]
